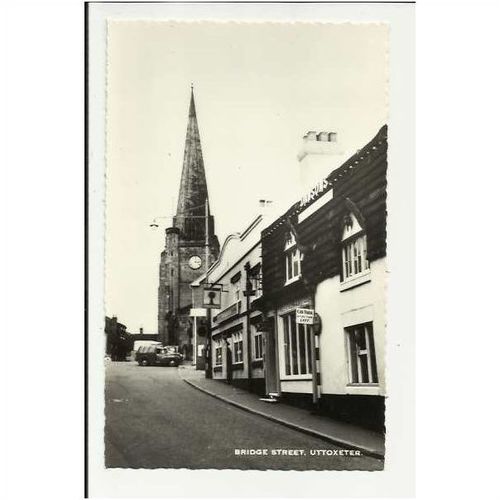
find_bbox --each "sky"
[106,21,388,333]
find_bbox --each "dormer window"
[284,232,302,284]
[341,213,369,281]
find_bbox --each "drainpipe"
[274,307,281,396]
[205,308,212,379]
[309,286,319,408]
[244,262,253,391]
[191,285,197,366]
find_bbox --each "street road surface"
[105,360,383,470]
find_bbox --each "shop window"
[341,213,369,280]
[345,323,378,384]
[284,232,302,284]
[282,312,311,376]
[232,331,244,364]
[254,330,263,360]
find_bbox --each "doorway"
[264,319,280,396]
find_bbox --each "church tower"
[158,88,220,357]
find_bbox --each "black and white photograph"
[104,19,388,472]
[86,2,414,496]
[9,1,500,500]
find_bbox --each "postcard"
[86,2,415,497]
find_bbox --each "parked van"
[135,345,183,367]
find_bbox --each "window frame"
[280,312,312,380]
[253,329,263,360]
[345,322,378,385]
[284,232,302,285]
[232,331,244,364]
[233,282,240,303]
[341,213,370,283]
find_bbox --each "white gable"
[341,212,363,240]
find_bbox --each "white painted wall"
[206,215,271,382]
[315,258,386,397]
[281,380,313,393]
[297,136,346,192]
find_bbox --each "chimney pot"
[258,199,273,209]
[304,131,317,142]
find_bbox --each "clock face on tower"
[188,255,202,270]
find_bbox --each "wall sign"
[300,178,330,208]
[296,308,315,324]
[190,308,207,317]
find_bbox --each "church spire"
[188,83,196,118]
[174,87,213,241]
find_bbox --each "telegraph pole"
[192,285,197,366]
[244,262,255,391]
[204,198,213,379]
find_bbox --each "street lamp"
[148,215,173,229]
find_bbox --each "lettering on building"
[300,178,330,208]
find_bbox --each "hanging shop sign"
[202,285,222,309]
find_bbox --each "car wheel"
[139,358,149,366]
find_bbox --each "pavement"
[105,359,383,470]
[178,363,385,459]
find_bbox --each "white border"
[88,2,415,497]
[8,1,500,500]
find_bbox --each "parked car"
[135,345,184,367]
